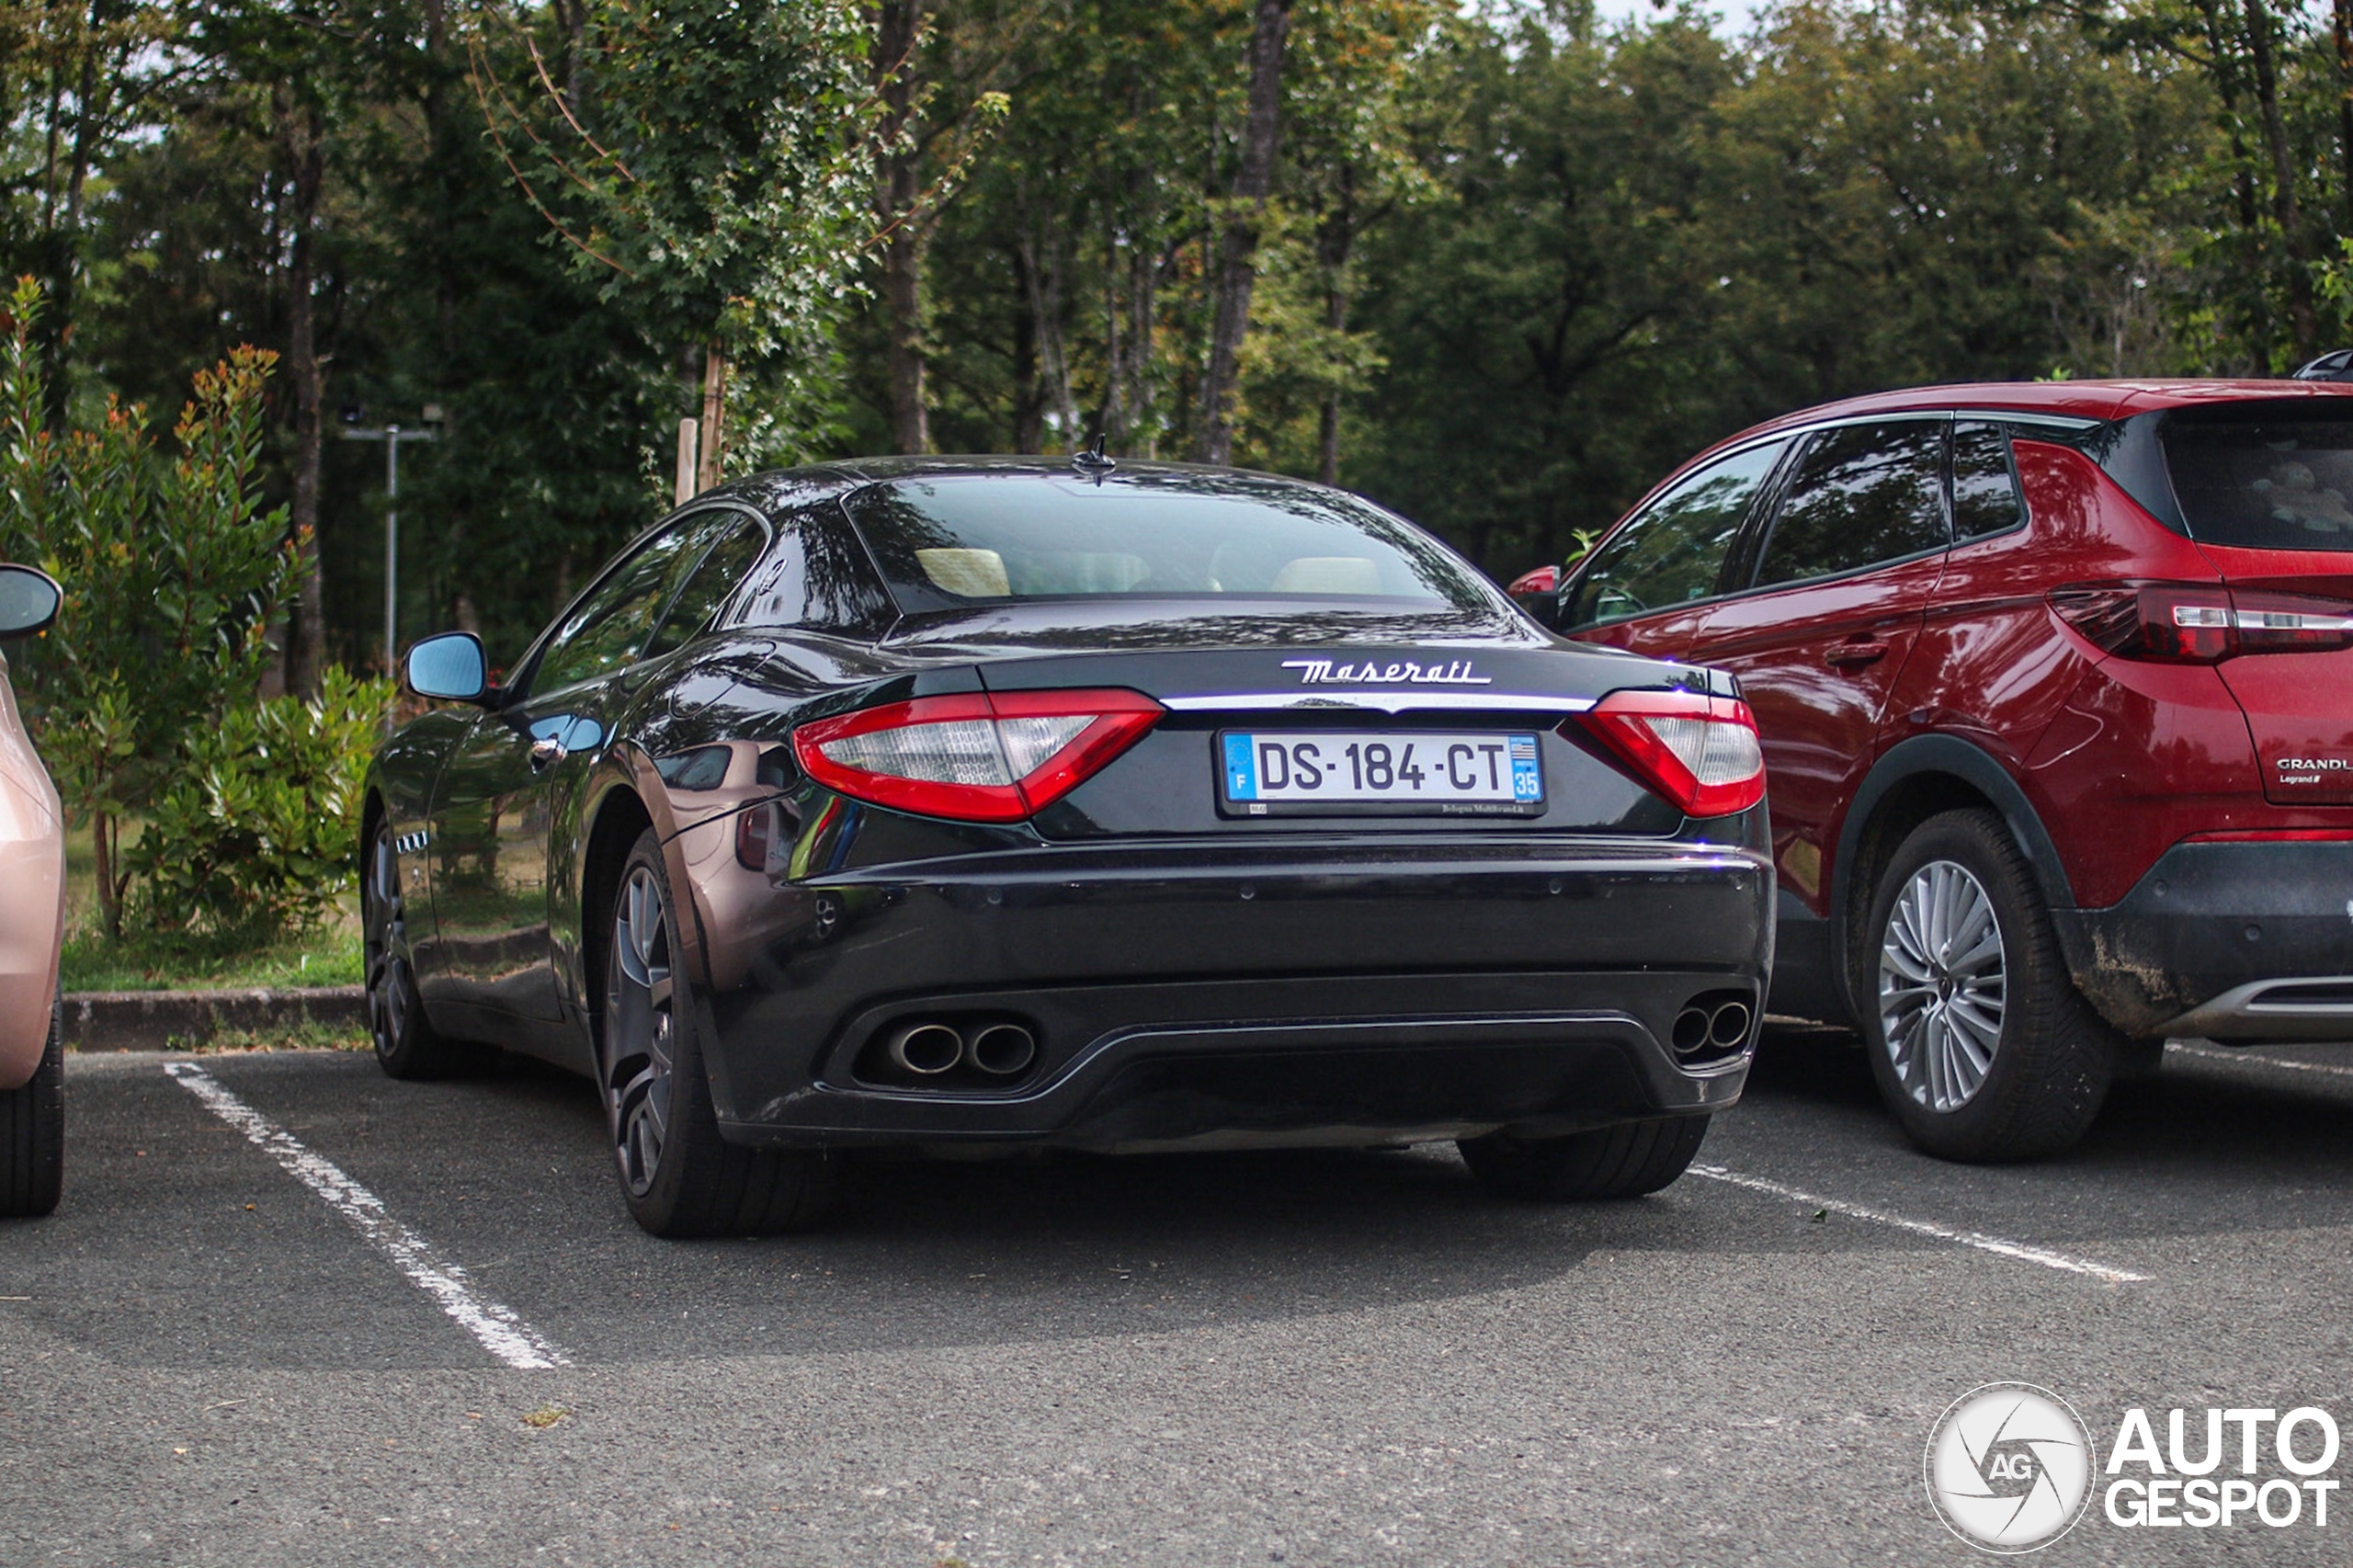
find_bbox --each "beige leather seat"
[1270,556,1381,595]
[915,548,1011,598]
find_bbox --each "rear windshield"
[2163,406,2353,551]
[844,472,1494,613]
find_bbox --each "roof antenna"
[1072,432,1116,483]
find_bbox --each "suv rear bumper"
[2154,978,2353,1042]
[2052,841,2353,1039]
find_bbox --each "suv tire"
[0,997,63,1217]
[1459,1115,1709,1200]
[1860,808,2114,1161]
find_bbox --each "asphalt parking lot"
[6,1028,2353,1565]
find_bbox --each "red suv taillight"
[2050,583,2353,662]
[1573,689,1766,817]
[792,688,1164,823]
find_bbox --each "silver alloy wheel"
[604,865,676,1196]
[1879,858,2008,1113]
[363,829,410,1052]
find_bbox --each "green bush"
[0,276,297,938]
[126,667,393,941]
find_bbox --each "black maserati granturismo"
[363,455,1773,1235]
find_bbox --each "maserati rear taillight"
[792,688,1164,823]
[2050,583,2353,662]
[1573,689,1766,817]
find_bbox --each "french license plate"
[1220,731,1545,816]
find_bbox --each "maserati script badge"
[1281,657,1492,686]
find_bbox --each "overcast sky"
[1586,0,1766,39]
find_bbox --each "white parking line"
[2168,1041,2353,1079]
[165,1062,571,1369]
[1687,1165,2152,1284]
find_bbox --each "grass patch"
[58,819,362,993]
[61,921,362,993]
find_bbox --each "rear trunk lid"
[902,607,1708,837]
[2147,403,2353,804]
[2198,544,2353,804]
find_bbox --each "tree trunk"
[2244,0,2318,359]
[1010,243,1043,453]
[1015,207,1079,445]
[2336,0,2353,229]
[882,223,928,453]
[1131,242,1165,457]
[281,94,329,699]
[1315,164,1356,486]
[93,809,120,941]
[875,0,929,454]
[698,346,728,492]
[551,0,589,113]
[1194,0,1292,465]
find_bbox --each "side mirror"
[1518,588,1568,632]
[0,563,61,640]
[405,631,488,702]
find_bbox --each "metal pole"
[384,423,401,675]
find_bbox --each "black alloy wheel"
[605,856,677,1198]
[596,828,836,1237]
[364,819,472,1079]
[0,996,63,1217]
[1859,808,2118,1162]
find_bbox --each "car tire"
[1860,808,2115,1162]
[597,829,836,1237]
[364,819,480,1080]
[1458,1115,1710,1200]
[0,997,63,1218]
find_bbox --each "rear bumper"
[2052,841,2353,1039]
[715,975,1756,1151]
[696,834,1773,1149]
[2154,978,2353,1042]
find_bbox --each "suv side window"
[1565,440,1789,628]
[1950,420,2025,540]
[1753,420,1949,587]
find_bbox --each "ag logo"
[1925,1382,2096,1552]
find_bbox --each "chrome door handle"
[529,737,567,771]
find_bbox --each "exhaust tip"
[1671,1006,1711,1055]
[886,1022,963,1076]
[1707,1001,1753,1051]
[968,1022,1038,1077]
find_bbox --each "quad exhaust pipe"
[881,1020,1040,1079]
[884,1022,964,1076]
[967,1022,1038,1076]
[1671,997,1754,1057]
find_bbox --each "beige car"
[0,562,63,1217]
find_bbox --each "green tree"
[475,0,888,476]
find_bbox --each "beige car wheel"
[0,997,63,1218]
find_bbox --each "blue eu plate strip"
[1223,733,1259,801]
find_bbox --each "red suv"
[1530,381,2353,1160]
